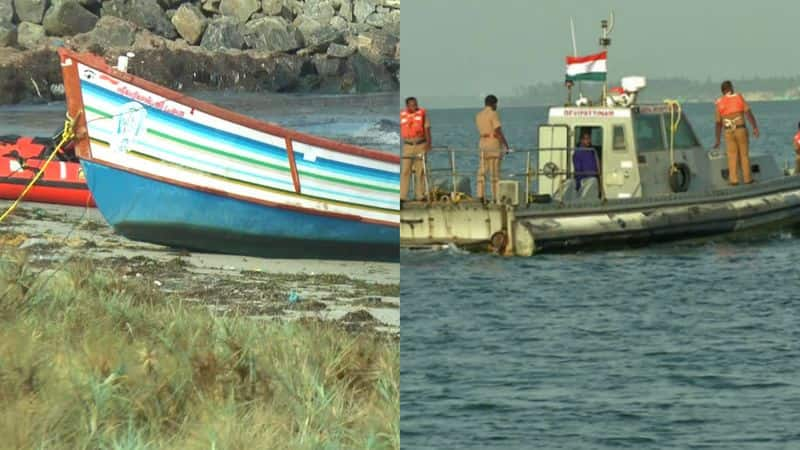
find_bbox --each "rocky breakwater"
[0,0,400,104]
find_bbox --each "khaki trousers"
[401,143,427,200]
[795,155,800,175]
[724,128,751,184]
[476,151,501,200]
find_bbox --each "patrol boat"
[400,20,800,256]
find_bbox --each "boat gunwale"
[57,48,400,165]
[400,176,800,219]
[516,176,800,218]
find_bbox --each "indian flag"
[566,51,607,82]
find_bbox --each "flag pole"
[570,17,582,99]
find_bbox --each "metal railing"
[401,145,604,205]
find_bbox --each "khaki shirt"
[475,106,503,153]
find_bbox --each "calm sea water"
[401,101,800,449]
[0,92,400,152]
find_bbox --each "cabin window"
[613,126,626,150]
[672,113,701,148]
[634,114,665,151]
[574,126,603,156]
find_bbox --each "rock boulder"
[326,42,353,58]
[0,0,13,24]
[254,53,303,91]
[171,3,207,45]
[14,0,49,24]
[261,0,281,15]
[352,30,396,65]
[243,16,299,52]
[219,0,259,23]
[344,51,395,92]
[94,15,136,46]
[200,17,244,50]
[312,54,339,77]
[337,0,352,22]
[383,8,398,36]
[17,21,46,49]
[102,0,177,39]
[329,15,347,33]
[70,15,135,50]
[42,1,98,36]
[364,8,387,28]
[296,17,342,50]
[303,0,334,22]
[0,21,15,47]
[132,28,170,49]
[352,0,374,23]
[201,0,219,13]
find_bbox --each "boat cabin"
[535,94,781,203]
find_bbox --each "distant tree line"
[510,76,800,106]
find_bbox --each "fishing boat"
[400,17,800,256]
[0,134,94,207]
[57,48,399,260]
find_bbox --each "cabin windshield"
[672,113,701,148]
[634,112,701,151]
[634,114,665,151]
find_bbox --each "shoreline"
[0,200,399,334]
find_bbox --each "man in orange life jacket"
[794,122,800,175]
[713,80,759,185]
[400,97,431,201]
[475,94,510,202]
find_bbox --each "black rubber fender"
[669,162,691,193]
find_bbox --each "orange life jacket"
[400,108,426,140]
[794,131,800,149]
[716,93,747,117]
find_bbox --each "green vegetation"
[0,250,399,450]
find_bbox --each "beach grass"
[0,249,399,450]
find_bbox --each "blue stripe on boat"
[81,81,399,184]
[81,160,399,260]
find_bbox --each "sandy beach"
[0,199,399,334]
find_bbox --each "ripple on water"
[402,102,800,449]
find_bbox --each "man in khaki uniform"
[713,80,759,185]
[475,94,509,201]
[400,97,431,201]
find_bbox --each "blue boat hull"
[82,160,399,260]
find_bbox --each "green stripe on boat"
[85,104,398,194]
[88,138,398,214]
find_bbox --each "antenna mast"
[599,11,614,104]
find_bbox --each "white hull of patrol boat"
[400,177,800,256]
[515,178,800,254]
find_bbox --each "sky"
[401,0,800,106]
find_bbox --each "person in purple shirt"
[573,130,599,190]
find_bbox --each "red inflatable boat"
[0,134,95,207]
